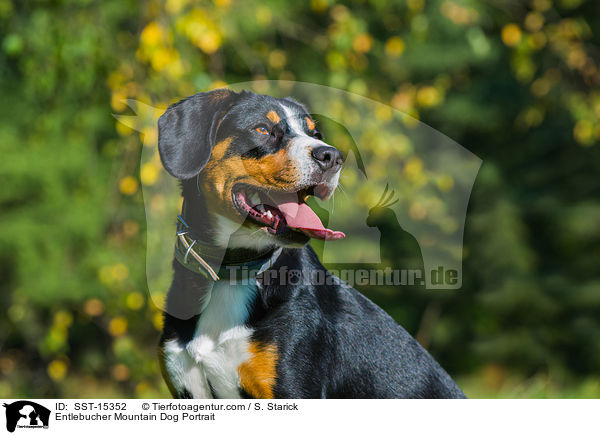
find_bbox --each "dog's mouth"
[232,184,345,241]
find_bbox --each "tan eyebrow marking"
[305,116,315,131]
[210,137,233,160]
[267,110,281,123]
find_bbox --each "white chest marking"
[163,280,257,398]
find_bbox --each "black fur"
[249,246,465,398]
[158,90,241,179]
[158,90,466,399]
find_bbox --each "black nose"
[311,145,343,171]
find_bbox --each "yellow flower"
[531,77,550,97]
[441,1,478,25]
[109,317,128,336]
[416,86,442,107]
[166,0,189,15]
[119,176,138,195]
[152,312,164,331]
[98,266,113,286]
[567,48,586,70]
[166,57,185,80]
[111,91,127,112]
[141,126,157,147]
[140,21,165,47]
[140,162,159,186]
[54,311,73,329]
[150,292,166,311]
[409,202,428,220]
[437,175,454,192]
[501,24,522,47]
[47,360,68,381]
[195,30,222,54]
[111,364,130,381]
[151,47,175,71]
[256,6,272,25]
[404,157,423,182]
[310,0,328,12]
[150,194,166,212]
[573,120,595,146]
[209,80,228,90]
[126,292,145,311]
[214,0,231,8]
[268,50,287,69]
[84,299,105,317]
[407,0,424,12]
[524,12,544,32]
[136,381,151,396]
[353,33,373,53]
[385,37,405,57]
[529,32,547,50]
[326,51,346,70]
[123,220,139,237]
[532,0,551,11]
[116,121,134,136]
[112,263,129,281]
[375,105,393,122]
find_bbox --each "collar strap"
[174,215,276,280]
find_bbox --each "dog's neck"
[179,180,276,267]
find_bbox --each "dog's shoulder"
[248,245,465,398]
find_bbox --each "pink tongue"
[268,191,345,241]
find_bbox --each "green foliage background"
[1,0,599,398]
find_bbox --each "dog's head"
[158,89,345,250]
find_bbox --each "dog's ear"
[158,89,238,179]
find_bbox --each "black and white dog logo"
[3,401,50,432]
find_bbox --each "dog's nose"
[311,145,343,171]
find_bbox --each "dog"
[157,89,466,399]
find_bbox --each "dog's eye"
[312,130,322,140]
[255,126,270,135]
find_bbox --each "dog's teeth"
[265,210,273,218]
[250,192,261,205]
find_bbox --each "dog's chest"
[162,280,257,398]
